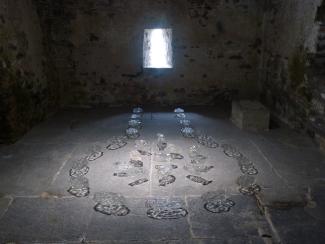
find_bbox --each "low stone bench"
[231,100,270,131]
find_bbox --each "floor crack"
[249,139,290,187]
[0,195,14,220]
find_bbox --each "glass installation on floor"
[65,107,262,218]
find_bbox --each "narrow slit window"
[143,28,173,68]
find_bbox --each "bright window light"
[143,28,173,68]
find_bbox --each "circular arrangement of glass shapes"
[65,106,264,218]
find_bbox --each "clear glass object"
[185,145,212,173]
[176,113,186,119]
[184,163,214,174]
[93,192,125,206]
[130,113,142,120]
[87,144,104,161]
[157,133,167,151]
[179,119,191,126]
[133,107,143,114]
[67,176,90,197]
[240,164,258,175]
[129,178,149,186]
[236,175,261,195]
[69,158,89,177]
[221,144,242,158]
[94,204,130,216]
[154,134,171,162]
[146,198,188,219]
[135,139,149,149]
[93,192,130,216]
[168,152,184,160]
[128,119,142,129]
[189,145,207,162]
[106,136,127,150]
[126,127,140,139]
[237,156,258,175]
[113,160,144,177]
[158,175,176,186]
[186,175,212,185]
[153,153,172,162]
[181,127,195,138]
[202,190,235,213]
[196,134,219,148]
[174,108,184,113]
[156,164,174,177]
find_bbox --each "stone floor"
[0,107,325,244]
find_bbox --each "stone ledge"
[255,187,308,212]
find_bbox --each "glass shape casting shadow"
[93,192,130,216]
[174,108,184,113]
[67,176,90,197]
[236,175,261,195]
[87,144,104,161]
[126,127,140,139]
[133,107,144,114]
[202,190,235,213]
[181,127,195,138]
[69,158,89,177]
[129,178,149,187]
[135,139,151,156]
[154,134,171,162]
[186,175,212,185]
[145,198,188,220]
[128,119,142,130]
[196,134,219,148]
[106,136,128,150]
[221,144,242,158]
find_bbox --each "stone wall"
[0,0,58,143]
[4,0,324,143]
[260,0,323,130]
[35,0,264,107]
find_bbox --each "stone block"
[231,100,270,131]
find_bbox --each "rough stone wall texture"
[4,0,324,143]
[35,0,264,107]
[260,0,323,130]
[0,0,58,143]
